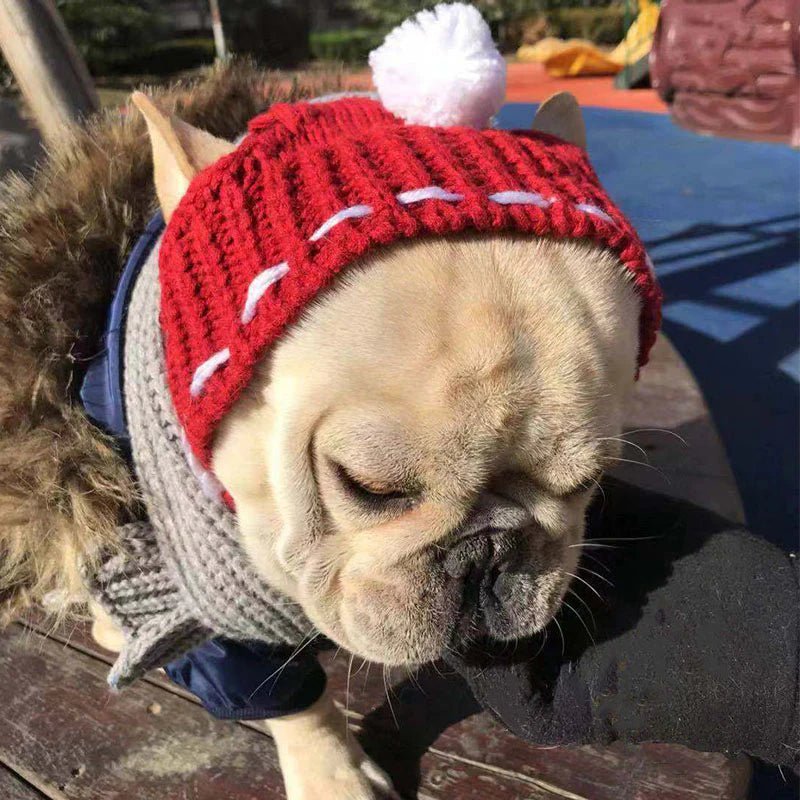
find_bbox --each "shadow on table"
[358,475,784,798]
[356,662,480,797]
[650,214,799,551]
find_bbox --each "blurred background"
[0,0,650,90]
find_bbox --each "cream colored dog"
[91,90,641,800]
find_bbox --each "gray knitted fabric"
[88,240,312,689]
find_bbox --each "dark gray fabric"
[445,478,800,769]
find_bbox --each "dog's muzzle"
[445,491,543,641]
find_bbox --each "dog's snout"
[445,488,533,580]
[445,528,523,643]
[445,530,522,633]
[444,488,542,642]
[444,530,516,581]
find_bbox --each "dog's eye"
[329,460,409,505]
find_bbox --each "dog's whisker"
[383,665,399,729]
[552,615,566,657]
[579,550,611,572]
[561,598,595,646]
[584,535,660,543]
[246,630,320,700]
[607,455,659,471]
[351,656,369,679]
[346,653,355,738]
[438,648,455,667]
[623,427,688,446]
[567,587,597,630]
[565,569,605,599]
[363,659,374,691]
[569,541,618,550]
[596,435,649,461]
[589,476,607,509]
[430,656,449,679]
[607,455,672,485]
[532,625,549,659]
[406,665,426,696]
[578,565,615,588]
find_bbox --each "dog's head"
[137,92,641,665]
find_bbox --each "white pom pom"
[369,3,506,129]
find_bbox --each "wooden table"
[0,334,752,800]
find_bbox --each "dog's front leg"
[264,687,398,800]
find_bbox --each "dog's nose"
[445,529,521,640]
[444,490,536,637]
[444,489,532,600]
[444,530,516,581]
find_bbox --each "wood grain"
[0,763,48,800]
[18,615,751,800]
[1,623,575,800]
[613,335,745,524]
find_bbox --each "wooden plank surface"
[614,334,746,523]
[0,624,572,800]
[0,763,48,800]
[323,656,753,800]
[16,616,752,800]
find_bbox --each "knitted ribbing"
[89,242,312,688]
[159,96,661,470]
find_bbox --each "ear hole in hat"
[131,91,236,222]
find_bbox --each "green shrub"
[222,0,310,67]
[138,39,216,74]
[56,0,166,75]
[548,6,627,45]
[310,29,384,64]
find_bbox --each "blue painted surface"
[714,264,800,309]
[497,104,800,552]
[662,300,765,343]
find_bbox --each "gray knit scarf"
[88,239,312,689]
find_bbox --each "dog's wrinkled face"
[214,234,640,664]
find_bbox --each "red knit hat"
[159,8,661,474]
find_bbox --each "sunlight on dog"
[214,232,640,665]
[114,85,642,800]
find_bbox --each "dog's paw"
[267,691,399,800]
[89,602,125,653]
[282,748,397,800]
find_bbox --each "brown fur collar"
[0,61,340,622]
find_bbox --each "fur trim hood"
[0,61,339,622]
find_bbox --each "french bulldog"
[87,86,644,800]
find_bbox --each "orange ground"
[346,61,667,114]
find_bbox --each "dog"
[82,85,646,799]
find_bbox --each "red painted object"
[651,0,800,144]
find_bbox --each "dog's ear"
[531,92,587,150]
[131,92,236,222]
